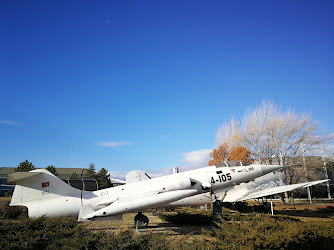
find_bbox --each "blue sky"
[1,0,333,178]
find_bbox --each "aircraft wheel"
[135,214,149,228]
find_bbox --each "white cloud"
[0,120,21,127]
[108,149,213,180]
[108,167,175,180]
[179,149,212,171]
[144,167,174,178]
[319,144,334,156]
[108,171,127,181]
[93,141,134,147]
[130,149,212,176]
[137,149,213,177]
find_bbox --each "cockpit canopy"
[217,161,251,168]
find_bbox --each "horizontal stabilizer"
[8,171,43,183]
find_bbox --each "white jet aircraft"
[8,163,282,227]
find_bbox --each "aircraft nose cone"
[260,165,283,175]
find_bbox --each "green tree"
[70,173,78,179]
[46,165,58,176]
[81,164,112,190]
[83,163,96,179]
[96,168,112,189]
[15,160,35,172]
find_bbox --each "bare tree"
[216,116,242,150]
[216,100,333,182]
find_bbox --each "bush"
[0,218,175,250]
[0,200,27,219]
[204,214,334,249]
[1,208,333,249]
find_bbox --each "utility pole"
[321,145,332,199]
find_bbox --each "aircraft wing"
[229,179,330,202]
[303,179,330,187]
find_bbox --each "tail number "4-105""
[211,173,232,184]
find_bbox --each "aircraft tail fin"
[9,169,81,206]
[125,170,151,183]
